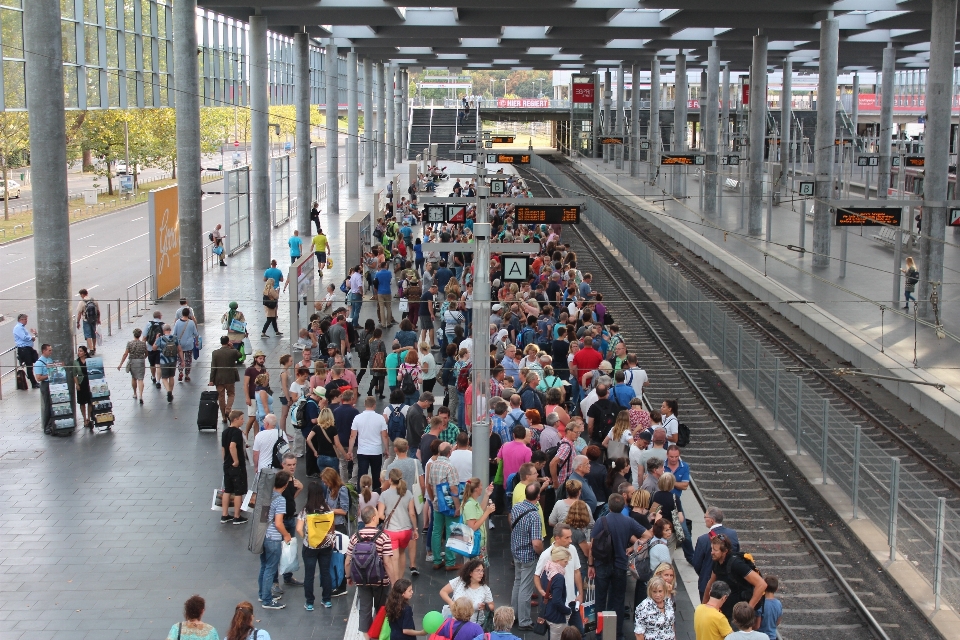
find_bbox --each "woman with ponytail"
[224,602,270,640]
[378,468,419,577]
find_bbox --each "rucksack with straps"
[728,551,762,601]
[83,299,98,324]
[400,369,417,395]
[145,320,163,347]
[591,516,613,563]
[350,529,390,585]
[676,423,691,448]
[270,431,290,469]
[161,335,179,359]
[304,510,335,549]
[456,363,472,393]
[294,397,315,429]
[386,404,406,441]
[592,401,618,442]
[516,326,535,350]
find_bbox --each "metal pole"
[295,32,312,234]
[650,59,661,185]
[795,376,803,454]
[747,34,768,235]
[394,65,403,170]
[852,425,861,518]
[821,399,829,483]
[935,496,946,611]
[813,15,839,268]
[888,457,900,562]
[603,69,611,164]
[325,41,340,215]
[616,64,624,170]
[377,62,386,177]
[630,62,640,178]
[347,50,359,199]
[364,58,374,187]
[780,57,792,208]
[249,15,271,272]
[705,45,720,215]
[386,63,395,170]
[24,0,74,367]
[773,358,780,427]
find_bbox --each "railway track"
[515,163,941,640]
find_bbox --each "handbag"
[435,481,457,516]
[399,298,409,313]
[581,578,597,633]
[213,245,224,256]
[532,583,551,637]
[445,519,481,558]
[671,494,685,544]
[193,336,202,360]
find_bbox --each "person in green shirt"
[385,341,410,392]
[461,478,496,566]
[437,406,460,444]
[312,231,328,278]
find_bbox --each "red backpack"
[456,363,472,394]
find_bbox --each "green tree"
[0,112,30,220]
[77,109,128,195]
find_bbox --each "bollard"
[888,457,900,562]
[107,303,112,336]
[852,426,861,518]
[935,496,946,611]
[599,611,617,640]
[821,399,829,484]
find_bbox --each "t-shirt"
[420,290,435,316]
[712,553,757,616]
[351,410,388,455]
[496,440,532,487]
[590,513,646,570]
[442,577,494,623]
[346,526,394,586]
[312,234,328,253]
[221,426,246,469]
[757,598,782,640]
[725,632,770,640]
[387,456,424,492]
[312,424,340,458]
[288,235,303,256]
[380,488,414,531]
[264,267,284,285]
[587,399,618,443]
[449,449,473,483]
[571,348,603,385]
[245,365,263,400]
[694,604,733,640]
[252,429,283,472]
[535,544,581,601]
[390,605,415,640]
[265,491,286,540]
[334,404,360,447]
[419,433,438,463]
[375,269,393,295]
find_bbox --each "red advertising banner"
[496,98,551,108]
[572,84,595,103]
[742,83,749,105]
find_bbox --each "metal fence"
[530,152,960,613]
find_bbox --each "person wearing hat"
[490,304,503,330]
[243,350,267,437]
[221,301,248,362]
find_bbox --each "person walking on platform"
[75,288,101,356]
[212,224,227,266]
[117,328,148,403]
[174,308,199,382]
[262,280,282,337]
[13,313,39,388]
[313,229,329,279]
[901,256,919,311]
[289,229,303,264]
[209,336,241,424]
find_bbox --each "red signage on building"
[741,83,750,105]
[496,99,551,108]
[572,84,595,103]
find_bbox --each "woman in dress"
[379,468,420,578]
[74,346,93,428]
[460,478,496,566]
[633,577,675,640]
[650,473,684,548]
[321,467,351,535]
[117,327,147,404]
[166,595,219,640]
[254,372,273,430]
[439,558,494,624]
[222,302,247,362]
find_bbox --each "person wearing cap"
[243,350,267,437]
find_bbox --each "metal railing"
[124,274,156,324]
[531,152,960,613]
[0,345,17,400]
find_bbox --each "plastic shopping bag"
[278,538,300,575]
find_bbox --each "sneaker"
[304,603,314,611]
[331,586,348,598]
[425,552,434,563]
[151,376,157,385]
[167,391,173,403]
[155,381,161,389]
[178,372,183,382]
[272,585,284,597]
[220,515,233,524]
[322,601,332,608]
[232,517,249,525]
[410,567,420,576]
[284,578,304,587]
[261,601,285,610]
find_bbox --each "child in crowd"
[386,579,426,640]
[756,575,782,640]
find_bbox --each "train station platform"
[0,159,698,640]
[567,154,960,438]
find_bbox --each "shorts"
[82,321,97,340]
[386,529,413,550]
[223,465,248,495]
[248,404,258,417]
[279,396,288,406]
[147,351,161,367]
[315,251,327,265]
[420,316,434,330]
[160,363,176,379]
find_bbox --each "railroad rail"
[516,163,941,639]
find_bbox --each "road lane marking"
[76,234,94,241]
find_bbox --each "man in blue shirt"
[288,230,303,264]
[590,493,650,640]
[258,471,292,609]
[665,445,695,563]
[33,343,53,383]
[263,260,284,286]
[13,313,39,388]
[434,259,454,292]
[375,265,395,328]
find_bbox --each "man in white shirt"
[623,354,650,398]
[449,431,473,483]
[578,374,612,418]
[252,414,286,472]
[533,523,583,630]
[348,396,390,490]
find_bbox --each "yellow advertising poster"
[149,185,180,299]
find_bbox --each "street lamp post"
[503,79,508,98]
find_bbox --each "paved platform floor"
[0,158,697,640]
[571,155,960,394]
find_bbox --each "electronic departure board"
[486,153,531,164]
[835,207,903,227]
[661,154,705,165]
[491,136,515,144]
[515,205,581,224]
[904,156,925,167]
[599,137,624,145]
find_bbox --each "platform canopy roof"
[199,0,960,72]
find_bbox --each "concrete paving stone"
[0,629,24,639]
[11,621,49,632]
[5,610,45,622]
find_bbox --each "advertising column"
[149,185,182,300]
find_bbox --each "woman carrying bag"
[262,280,282,337]
[536,547,573,640]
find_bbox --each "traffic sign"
[834,206,903,227]
[661,154,704,165]
[502,255,530,282]
[798,181,815,196]
[234,140,240,148]
[515,204,580,224]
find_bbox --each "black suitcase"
[198,390,219,430]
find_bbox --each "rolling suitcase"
[197,390,219,430]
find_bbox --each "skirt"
[129,358,146,381]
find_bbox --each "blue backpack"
[386,404,406,441]
[516,326,536,350]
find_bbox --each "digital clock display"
[515,205,580,224]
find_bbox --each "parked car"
[0,180,21,199]
[115,161,141,175]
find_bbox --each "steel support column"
[376,62,385,178]
[295,32,311,234]
[673,53,687,198]
[747,33,768,235]
[325,41,339,215]
[779,57,792,211]
[630,62,640,177]
[917,0,957,316]
[878,44,895,204]
[603,69,612,163]
[386,63,395,170]
[249,15,271,272]
[402,70,410,161]
[721,65,730,154]
[813,17,839,268]
[616,65,625,170]
[364,58,374,187]
[650,59,661,184]
[24,0,73,362]
[704,45,720,214]
[394,65,403,169]
[347,50,359,199]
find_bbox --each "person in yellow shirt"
[511,462,547,539]
[694,581,732,640]
[312,231,328,278]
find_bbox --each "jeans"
[431,510,457,567]
[357,453,383,488]
[349,292,363,326]
[594,563,627,640]
[404,390,420,406]
[303,545,333,604]
[463,309,472,333]
[511,559,537,627]
[258,538,283,603]
[317,455,338,474]
[905,291,916,305]
[456,391,466,429]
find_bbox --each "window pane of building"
[4,60,25,108]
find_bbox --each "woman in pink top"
[628,396,652,438]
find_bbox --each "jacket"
[209,345,241,385]
[540,572,571,623]
[692,525,740,600]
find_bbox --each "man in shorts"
[143,310,165,388]
[312,229,328,278]
[157,324,181,403]
[74,288,101,356]
[220,410,249,525]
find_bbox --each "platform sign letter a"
[503,256,528,282]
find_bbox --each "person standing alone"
[75,288,101,356]
[13,313,39,388]
[289,229,303,264]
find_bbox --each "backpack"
[304,510,335,549]
[386,404,407,441]
[591,516,613,563]
[161,335,178,359]
[632,538,667,583]
[349,529,389,585]
[294,397,315,429]
[456,363,472,393]
[270,431,290,469]
[728,552,762,600]
[429,619,466,640]
[676,423,691,448]
[340,278,349,293]
[145,321,163,347]
[610,385,632,411]
[592,400,618,442]
[83,299,98,324]
[516,326,535,350]
[400,369,417,396]
[208,232,214,241]
[372,347,387,373]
